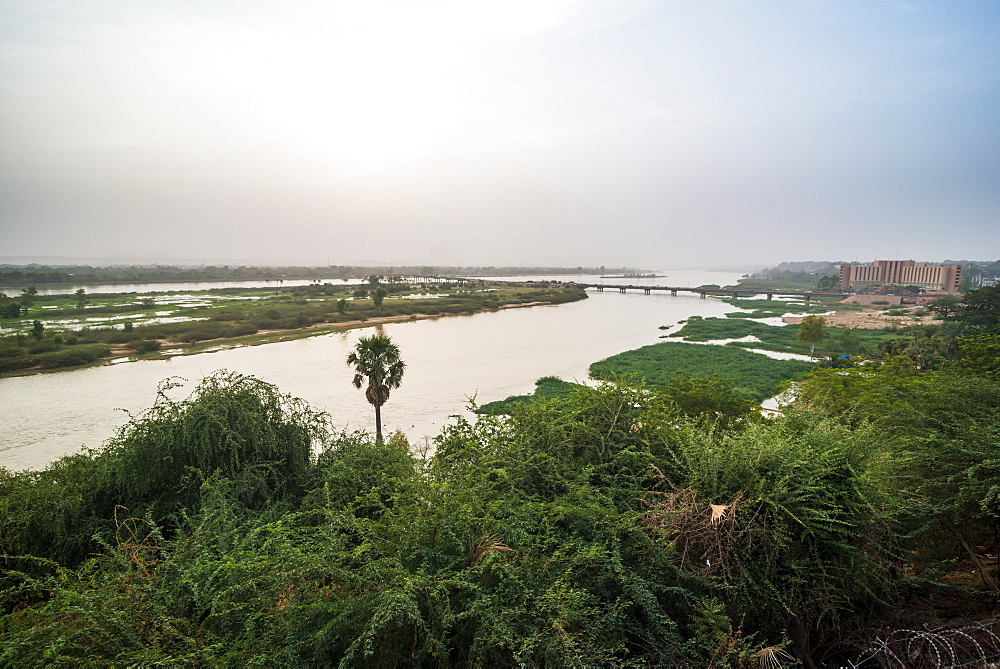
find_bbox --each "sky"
[1,0,997,269]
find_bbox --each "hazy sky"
[1,1,997,268]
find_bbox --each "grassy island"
[0,283,587,375]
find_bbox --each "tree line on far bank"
[0,263,640,286]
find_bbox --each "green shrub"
[0,375,904,665]
[27,339,59,354]
[179,321,259,343]
[0,355,33,372]
[0,343,28,358]
[34,345,111,368]
[127,339,161,353]
[96,371,326,521]
[476,376,582,415]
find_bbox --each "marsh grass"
[590,341,813,401]
[668,317,892,356]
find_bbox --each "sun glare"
[226,0,582,168]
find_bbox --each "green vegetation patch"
[0,341,112,372]
[720,298,831,317]
[669,316,891,357]
[476,376,583,415]
[589,341,813,401]
[0,371,899,666]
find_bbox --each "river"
[1,269,772,471]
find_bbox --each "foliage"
[649,411,896,660]
[796,361,1000,577]
[668,316,892,358]
[0,338,111,372]
[180,320,259,343]
[730,262,840,292]
[929,294,963,319]
[956,332,1000,376]
[373,286,388,310]
[475,376,582,415]
[0,372,328,573]
[127,339,162,353]
[659,373,759,432]
[0,372,906,665]
[952,286,1000,330]
[0,299,21,318]
[33,344,111,369]
[796,315,825,354]
[721,297,832,319]
[19,286,37,313]
[590,341,813,402]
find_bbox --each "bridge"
[410,275,848,303]
[570,283,847,302]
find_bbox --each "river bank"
[3,296,574,377]
[1,285,585,377]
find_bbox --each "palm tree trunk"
[374,403,383,443]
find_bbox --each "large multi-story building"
[839,260,963,294]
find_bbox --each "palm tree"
[346,333,405,442]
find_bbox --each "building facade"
[838,260,962,294]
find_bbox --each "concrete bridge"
[572,283,847,302]
[414,275,848,303]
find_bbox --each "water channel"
[1,269,783,471]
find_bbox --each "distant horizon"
[0,256,994,272]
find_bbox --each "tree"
[929,295,962,320]
[20,285,38,314]
[346,333,405,443]
[75,288,87,310]
[797,315,825,355]
[838,327,863,356]
[660,373,757,433]
[815,274,838,291]
[31,319,44,341]
[952,286,1000,330]
[0,294,21,319]
[373,286,388,311]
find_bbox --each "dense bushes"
[34,344,111,368]
[1,373,328,572]
[0,338,111,372]
[127,338,161,353]
[180,321,259,342]
[0,372,907,665]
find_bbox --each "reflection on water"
[0,270,748,471]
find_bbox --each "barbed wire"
[849,619,1000,668]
